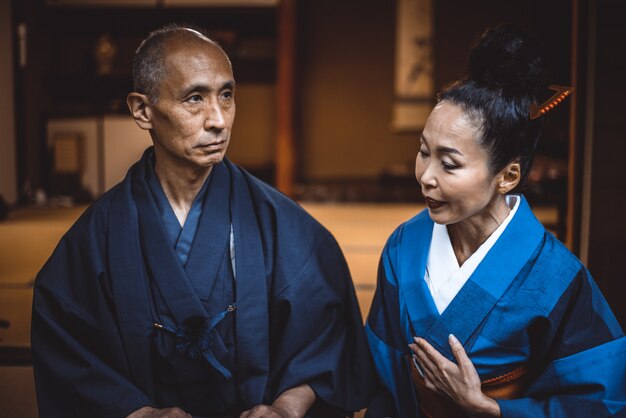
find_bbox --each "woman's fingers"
[410,335,496,415]
[448,334,472,376]
[410,340,451,394]
[412,337,452,373]
[410,336,474,394]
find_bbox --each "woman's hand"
[409,334,501,418]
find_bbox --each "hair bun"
[468,23,546,95]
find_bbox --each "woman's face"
[415,101,502,226]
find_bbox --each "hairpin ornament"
[530,85,574,120]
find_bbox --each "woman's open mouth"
[425,197,446,210]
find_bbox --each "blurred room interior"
[0,0,624,416]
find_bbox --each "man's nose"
[204,99,226,131]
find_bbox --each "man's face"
[148,38,235,171]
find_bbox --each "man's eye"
[188,95,202,103]
[221,91,233,100]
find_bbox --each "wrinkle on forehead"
[155,40,234,99]
[164,39,232,75]
[164,37,232,73]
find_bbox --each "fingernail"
[449,334,458,343]
[413,336,420,343]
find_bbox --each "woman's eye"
[418,149,429,158]
[442,161,458,170]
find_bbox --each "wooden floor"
[0,202,558,417]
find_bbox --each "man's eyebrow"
[420,134,463,156]
[181,80,235,97]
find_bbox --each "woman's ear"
[127,92,153,130]
[496,162,521,194]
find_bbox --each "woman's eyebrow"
[421,134,463,156]
[437,145,463,156]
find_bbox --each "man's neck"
[154,159,212,226]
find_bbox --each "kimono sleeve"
[32,231,153,418]
[365,235,417,418]
[266,232,379,416]
[497,268,626,418]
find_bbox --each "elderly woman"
[366,25,626,417]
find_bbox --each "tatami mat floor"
[301,202,425,319]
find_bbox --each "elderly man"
[32,25,376,418]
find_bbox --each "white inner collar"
[425,195,521,314]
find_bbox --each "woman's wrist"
[466,394,502,418]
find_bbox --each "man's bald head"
[132,24,231,103]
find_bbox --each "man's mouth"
[197,140,226,150]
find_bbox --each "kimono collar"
[145,154,212,266]
[144,152,245,379]
[109,148,235,380]
[426,195,521,313]
[108,149,270,405]
[398,195,545,360]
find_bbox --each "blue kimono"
[32,148,377,418]
[366,196,626,417]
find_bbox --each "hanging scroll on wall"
[390,0,434,133]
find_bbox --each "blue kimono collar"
[108,148,270,402]
[397,195,546,359]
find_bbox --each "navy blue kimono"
[32,148,377,418]
[366,196,626,417]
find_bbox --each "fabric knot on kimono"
[155,304,236,379]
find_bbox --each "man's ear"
[127,92,153,130]
[496,162,521,194]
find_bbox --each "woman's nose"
[417,162,436,188]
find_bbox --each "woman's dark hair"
[439,23,547,189]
